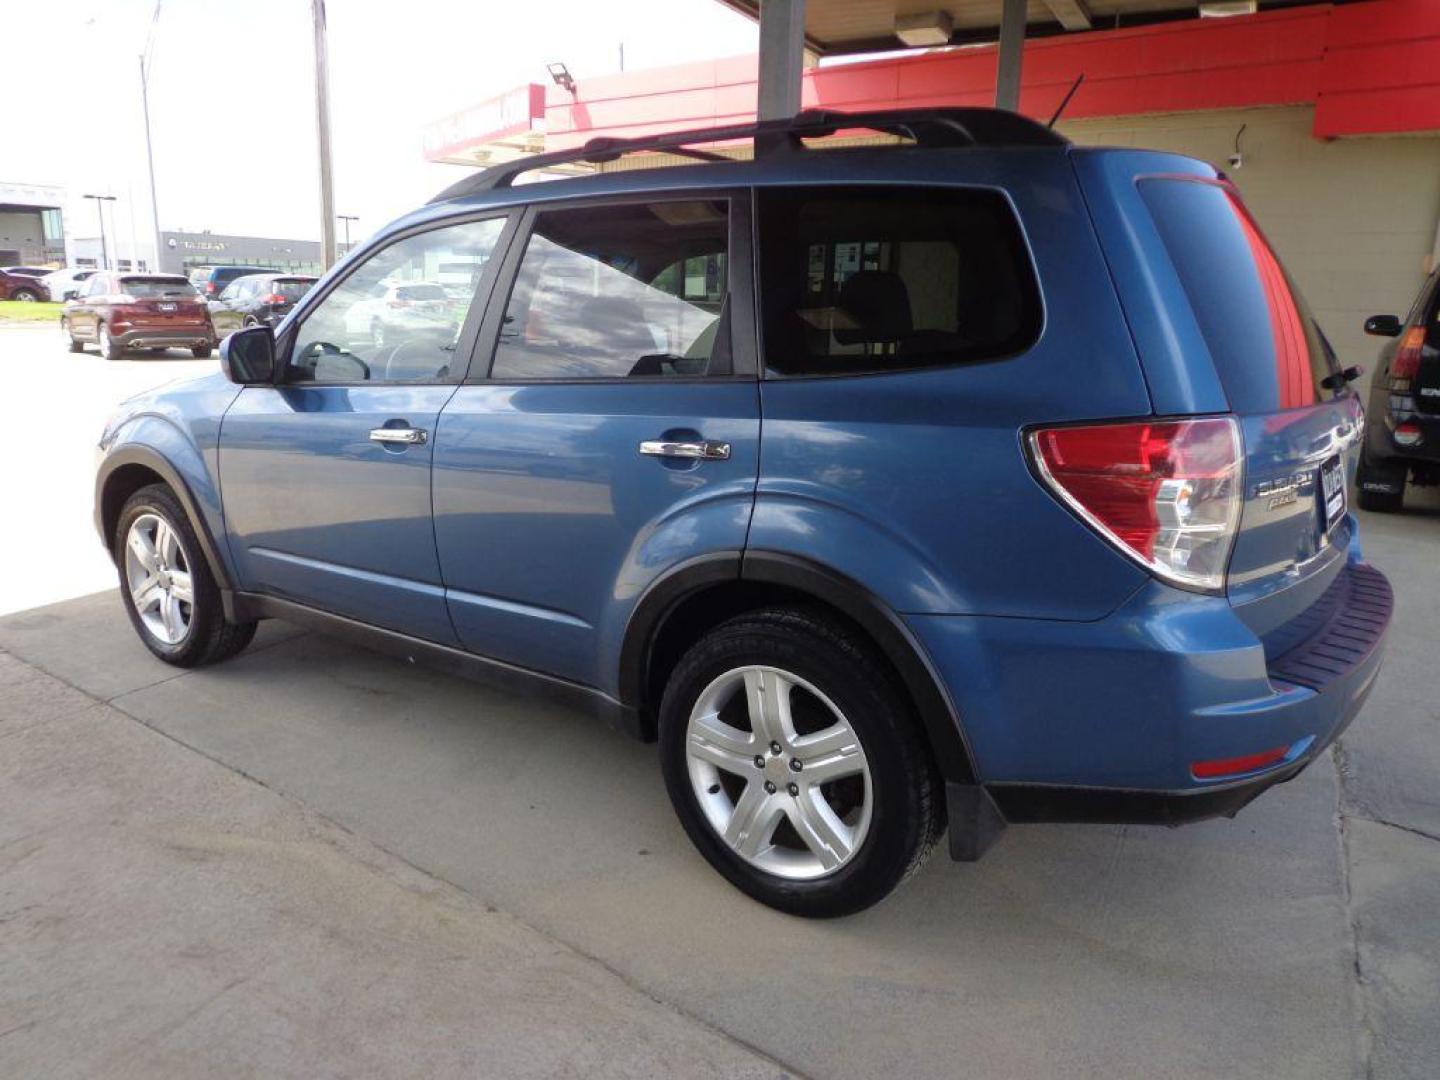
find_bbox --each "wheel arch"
[618,550,979,785]
[96,446,239,617]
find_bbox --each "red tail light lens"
[1192,745,1288,780]
[1394,422,1423,448]
[1030,417,1243,593]
[264,293,287,304]
[1392,326,1425,380]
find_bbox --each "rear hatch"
[1077,152,1363,655]
[118,277,210,327]
[266,277,316,319]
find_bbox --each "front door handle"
[370,427,428,446]
[638,439,730,461]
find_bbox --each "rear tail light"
[388,298,411,309]
[1394,422,1423,447]
[1391,326,1425,380]
[264,293,287,304]
[1029,417,1244,593]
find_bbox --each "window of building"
[488,199,730,380]
[756,186,1041,377]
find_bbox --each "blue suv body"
[95,109,1391,916]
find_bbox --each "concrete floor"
[2,323,1438,1077]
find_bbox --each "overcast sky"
[7,0,757,259]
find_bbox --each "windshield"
[122,277,198,299]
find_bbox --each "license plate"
[157,302,176,312]
[1320,454,1346,531]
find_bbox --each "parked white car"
[41,267,100,303]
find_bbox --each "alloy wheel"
[123,513,194,645]
[685,665,872,880]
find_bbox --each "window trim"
[273,208,522,388]
[467,188,758,385]
[752,182,1044,381]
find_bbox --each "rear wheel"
[115,484,257,667]
[98,322,125,361]
[11,287,39,302]
[192,345,213,359]
[659,607,943,917]
[1357,454,1406,513]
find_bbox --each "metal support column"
[995,0,1026,112]
[758,0,806,121]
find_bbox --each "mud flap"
[946,782,1007,862]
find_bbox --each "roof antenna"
[1047,73,1085,128]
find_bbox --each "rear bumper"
[113,327,216,349]
[910,560,1391,828]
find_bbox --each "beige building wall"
[1061,105,1440,399]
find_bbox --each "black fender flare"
[618,548,978,785]
[95,445,240,617]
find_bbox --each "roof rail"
[428,106,1067,204]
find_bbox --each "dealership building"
[424,0,1440,395]
[0,181,67,267]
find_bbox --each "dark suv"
[94,109,1391,916]
[187,265,278,300]
[208,273,318,334]
[1357,268,1440,510]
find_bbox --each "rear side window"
[1139,178,1342,412]
[489,199,730,380]
[756,186,1041,377]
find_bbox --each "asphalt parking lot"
[2,321,1438,1078]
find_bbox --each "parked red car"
[62,272,216,360]
[0,268,49,302]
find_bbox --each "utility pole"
[140,53,163,273]
[84,194,117,270]
[312,0,337,270]
[337,214,358,255]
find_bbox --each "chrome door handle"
[369,427,427,445]
[638,439,731,461]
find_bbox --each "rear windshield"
[218,266,270,281]
[757,185,1042,377]
[1139,178,1342,412]
[271,278,315,300]
[121,277,197,298]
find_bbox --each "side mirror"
[220,325,275,384]
[1364,314,1402,337]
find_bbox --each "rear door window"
[1138,178,1343,412]
[755,186,1041,377]
[488,198,732,380]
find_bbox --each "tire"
[1356,455,1405,513]
[98,322,125,361]
[192,345,213,358]
[62,318,83,352]
[11,287,39,302]
[659,606,944,917]
[114,484,257,667]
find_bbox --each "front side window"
[757,186,1041,377]
[288,216,506,384]
[489,199,730,380]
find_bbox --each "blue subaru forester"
[95,109,1392,916]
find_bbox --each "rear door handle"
[370,427,428,445]
[638,439,730,461]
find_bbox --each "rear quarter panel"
[750,150,1154,620]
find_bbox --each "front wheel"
[115,484,257,667]
[659,607,944,917]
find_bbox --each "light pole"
[140,1,163,273]
[312,0,337,269]
[84,194,118,270]
[337,214,358,255]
